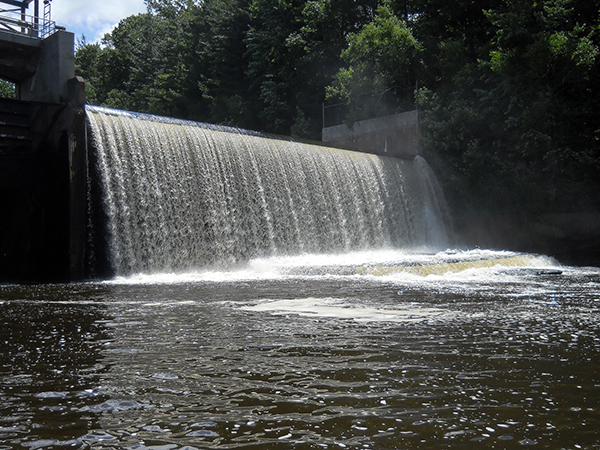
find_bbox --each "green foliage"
[75,0,380,138]
[419,0,600,216]
[327,2,421,123]
[245,0,380,136]
[178,0,253,125]
[0,79,15,99]
[75,8,192,118]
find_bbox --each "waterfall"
[86,106,451,276]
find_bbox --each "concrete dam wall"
[322,110,420,159]
[0,98,86,282]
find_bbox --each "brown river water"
[1,249,600,449]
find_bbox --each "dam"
[85,106,449,278]
[0,13,448,282]
[1,1,599,283]
[0,0,452,282]
[0,93,449,282]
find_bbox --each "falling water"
[86,106,451,276]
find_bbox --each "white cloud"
[50,0,147,42]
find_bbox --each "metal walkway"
[0,0,56,39]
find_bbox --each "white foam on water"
[241,297,467,323]
[106,248,561,286]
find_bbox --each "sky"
[49,0,147,43]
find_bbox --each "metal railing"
[0,6,57,39]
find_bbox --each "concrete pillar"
[68,75,86,107]
[19,30,75,103]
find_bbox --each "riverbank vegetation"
[75,0,600,234]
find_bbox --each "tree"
[418,0,600,217]
[75,0,384,137]
[245,0,381,137]
[75,8,192,118]
[326,2,422,124]
[283,0,381,136]
[185,0,253,126]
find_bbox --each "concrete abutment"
[322,110,420,159]
[0,98,87,282]
[1,27,87,281]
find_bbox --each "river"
[2,249,599,449]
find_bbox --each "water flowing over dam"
[86,106,451,276]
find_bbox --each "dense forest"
[72,0,600,249]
